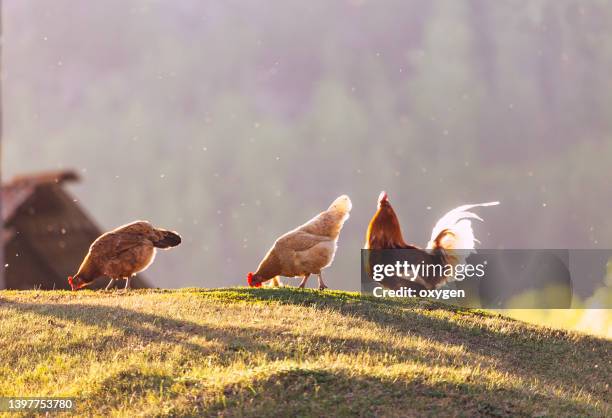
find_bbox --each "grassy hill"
[0,289,609,417]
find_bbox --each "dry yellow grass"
[0,288,609,417]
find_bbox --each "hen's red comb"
[68,276,75,291]
[247,272,261,288]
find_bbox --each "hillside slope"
[0,289,609,417]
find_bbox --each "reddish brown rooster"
[365,192,498,290]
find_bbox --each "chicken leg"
[105,279,116,290]
[317,273,328,290]
[298,274,310,288]
[124,277,132,290]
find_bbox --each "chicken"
[247,195,352,290]
[365,191,498,290]
[68,221,181,290]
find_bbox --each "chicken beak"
[68,276,87,291]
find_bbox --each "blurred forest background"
[4,0,612,292]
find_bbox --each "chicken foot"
[105,279,116,290]
[317,273,328,290]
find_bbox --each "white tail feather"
[427,201,499,251]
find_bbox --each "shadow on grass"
[0,291,609,414]
[0,298,308,362]
[0,297,471,370]
[74,364,602,418]
[197,367,599,418]
[81,368,177,414]
[191,288,612,401]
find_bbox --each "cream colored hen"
[247,195,352,290]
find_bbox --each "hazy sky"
[4,1,612,291]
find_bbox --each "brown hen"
[69,221,181,290]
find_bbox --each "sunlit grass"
[501,309,612,339]
[0,288,609,417]
[500,284,612,339]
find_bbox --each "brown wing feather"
[90,232,149,260]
